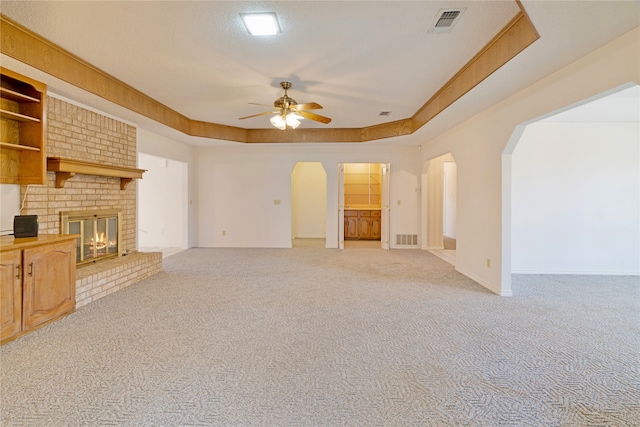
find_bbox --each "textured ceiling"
[0,1,639,146]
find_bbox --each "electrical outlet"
[222,230,226,236]
[486,258,491,268]
[397,200,401,206]
[274,199,281,205]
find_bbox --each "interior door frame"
[338,162,390,250]
[381,163,390,250]
[338,163,345,250]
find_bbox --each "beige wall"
[420,27,640,296]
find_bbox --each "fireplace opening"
[60,210,122,266]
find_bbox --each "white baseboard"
[512,270,640,276]
[455,266,512,296]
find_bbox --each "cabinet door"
[345,217,359,239]
[371,217,382,240]
[1,250,22,342]
[359,217,372,239]
[22,241,76,330]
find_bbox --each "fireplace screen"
[60,210,122,266]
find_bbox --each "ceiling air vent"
[379,111,391,117]
[430,8,465,34]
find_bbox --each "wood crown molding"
[1,5,539,144]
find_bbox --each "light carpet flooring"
[1,245,638,426]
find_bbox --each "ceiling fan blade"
[294,102,323,110]
[248,102,274,107]
[297,110,332,124]
[238,110,278,120]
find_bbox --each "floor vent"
[396,234,418,246]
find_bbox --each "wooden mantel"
[46,157,145,190]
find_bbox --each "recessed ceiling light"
[241,12,281,36]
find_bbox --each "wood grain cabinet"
[345,210,359,239]
[0,235,77,345]
[0,250,22,342]
[370,211,382,240]
[344,210,381,240]
[0,67,47,185]
[358,211,372,239]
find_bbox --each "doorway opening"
[137,153,188,257]
[504,84,639,282]
[338,163,390,250]
[422,153,457,265]
[291,162,327,248]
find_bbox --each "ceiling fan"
[239,82,331,129]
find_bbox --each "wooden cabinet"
[358,211,372,239]
[344,210,382,240]
[22,240,76,330]
[0,250,22,342]
[0,235,77,345]
[0,67,47,185]
[345,211,359,239]
[371,211,382,240]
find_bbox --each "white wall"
[292,162,327,239]
[138,153,189,249]
[443,161,457,239]
[420,27,640,295]
[0,184,21,235]
[137,128,197,248]
[512,122,639,274]
[196,144,421,248]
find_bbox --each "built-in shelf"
[46,157,146,190]
[0,142,41,152]
[0,87,40,103]
[0,109,41,122]
[0,67,47,185]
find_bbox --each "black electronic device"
[13,215,39,238]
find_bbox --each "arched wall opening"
[421,153,457,265]
[502,84,639,292]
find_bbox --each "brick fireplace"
[21,97,137,247]
[20,96,161,307]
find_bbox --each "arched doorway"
[422,153,457,265]
[502,84,640,293]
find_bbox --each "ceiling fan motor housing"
[274,82,296,111]
[238,81,331,125]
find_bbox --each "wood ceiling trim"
[0,4,539,144]
[360,119,414,142]
[412,8,539,128]
[246,128,361,143]
[189,120,247,143]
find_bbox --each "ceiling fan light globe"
[286,114,301,129]
[270,115,286,130]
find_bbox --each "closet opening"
[344,163,382,242]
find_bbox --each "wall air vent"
[396,234,418,246]
[430,8,465,34]
[379,111,391,117]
